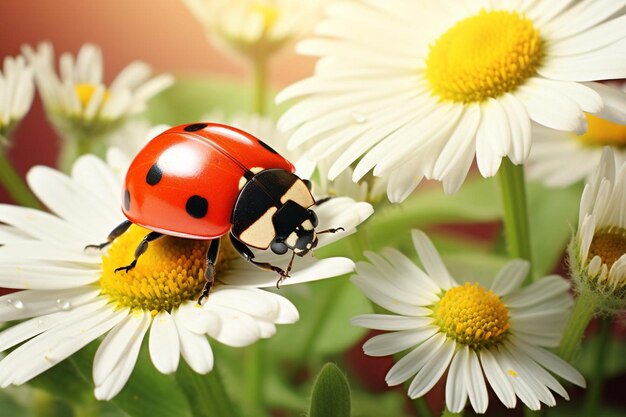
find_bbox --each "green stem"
[244,342,268,417]
[583,317,612,416]
[175,361,242,417]
[558,292,599,362]
[0,151,40,208]
[252,58,268,116]
[441,407,462,417]
[497,158,532,282]
[413,397,434,417]
[57,136,93,173]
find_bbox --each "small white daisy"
[21,42,174,142]
[277,0,626,202]
[352,230,585,413]
[0,54,34,142]
[0,151,372,400]
[181,0,329,60]
[570,147,626,311]
[527,82,626,187]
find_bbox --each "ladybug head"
[270,201,319,256]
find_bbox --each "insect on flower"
[86,122,344,303]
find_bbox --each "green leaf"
[308,363,351,417]
[526,181,582,276]
[175,361,242,417]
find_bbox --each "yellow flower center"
[588,227,626,269]
[249,3,279,31]
[74,83,110,109]
[577,114,626,147]
[426,10,543,103]
[100,225,234,315]
[433,282,510,349]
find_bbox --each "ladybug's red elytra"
[87,122,343,303]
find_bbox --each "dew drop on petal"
[56,298,71,310]
[351,112,367,123]
[6,299,24,309]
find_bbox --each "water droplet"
[351,112,367,123]
[56,298,71,310]
[6,298,24,309]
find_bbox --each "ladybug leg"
[316,227,345,234]
[276,252,296,289]
[84,220,132,251]
[229,232,288,278]
[198,239,221,305]
[114,231,163,273]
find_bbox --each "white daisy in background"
[570,147,626,311]
[20,42,174,142]
[0,54,34,143]
[181,0,329,60]
[527,82,626,187]
[277,0,626,202]
[0,151,372,400]
[352,230,585,413]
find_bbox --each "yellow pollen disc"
[433,282,510,349]
[74,83,110,109]
[588,227,626,269]
[100,226,234,314]
[249,3,279,31]
[577,114,626,147]
[426,10,543,103]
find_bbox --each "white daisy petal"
[407,337,456,399]
[411,230,454,289]
[173,310,214,374]
[0,287,100,322]
[480,349,517,409]
[385,333,446,386]
[352,314,435,331]
[446,346,469,413]
[584,82,626,125]
[363,327,439,357]
[0,262,100,289]
[149,311,180,374]
[202,304,261,347]
[466,349,489,413]
[490,260,530,296]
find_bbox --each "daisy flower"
[0,54,34,143]
[21,42,174,142]
[277,0,626,202]
[0,151,372,400]
[352,230,585,413]
[570,147,626,311]
[181,0,329,60]
[527,82,626,187]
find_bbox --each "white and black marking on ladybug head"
[239,206,278,248]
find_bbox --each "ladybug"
[87,122,343,303]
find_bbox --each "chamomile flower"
[352,230,585,413]
[21,42,174,142]
[0,55,34,144]
[0,151,372,400]
[527,83,626,187]
[181,0,329,60]
[277,0,626,202]
[570,147,626,312]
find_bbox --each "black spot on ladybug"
[146,163,162,186]
[257,139,278,154]
[184,123,208,132]
[186,195,208,218]
[124,190,131,211]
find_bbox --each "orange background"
[0,0,315,203]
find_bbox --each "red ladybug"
[87,123,342,303]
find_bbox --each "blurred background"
[0,0,315,204]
